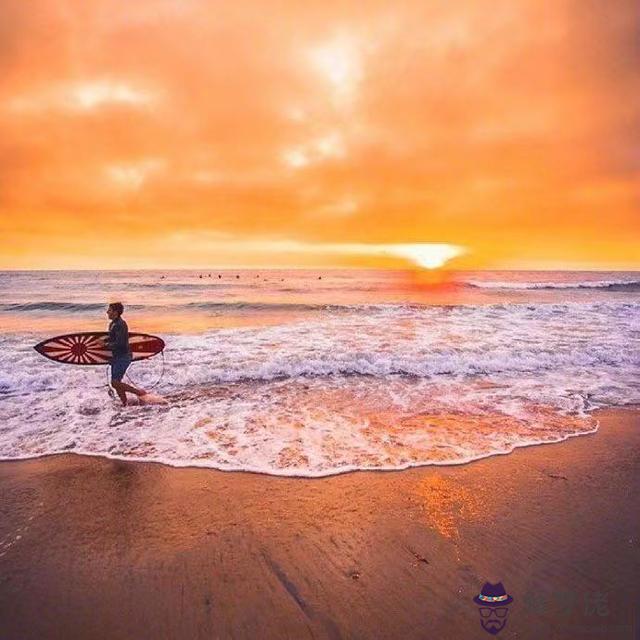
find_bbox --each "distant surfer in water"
[104,302,147,405]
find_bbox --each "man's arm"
[102,322,126,351]
[102,331,114,350]
[112,322,129,353]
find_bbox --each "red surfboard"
[33,332,165,366]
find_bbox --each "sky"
[0,0,638,270]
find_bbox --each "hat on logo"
[473,582,514,607]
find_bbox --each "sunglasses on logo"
[479,607,508,618]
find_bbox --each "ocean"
[0,269,638,476]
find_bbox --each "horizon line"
[1,266,639,273]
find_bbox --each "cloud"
[106,158,166,189]
[0,0,638,268]
[308,32,364,106]
[311,197,360,218]
[7,81,157,113]
[282,132,346,169]
[161,232,466,269]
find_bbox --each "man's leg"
[111,380,129,405]
[110,356,146,404]
[116,381,147,397]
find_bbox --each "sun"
[313,242,466,269]
[381,244,466,269]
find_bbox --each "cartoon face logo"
[473,582,513,635]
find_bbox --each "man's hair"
[109,302,124,315]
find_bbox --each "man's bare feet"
[139,393,169,405]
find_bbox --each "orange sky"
[1,0,638,270]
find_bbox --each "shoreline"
[0,406,639,639]
[0,404,617,479]
[0,416,602,479]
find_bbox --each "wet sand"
[0,407,638,640]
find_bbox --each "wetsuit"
[106,316,132,381]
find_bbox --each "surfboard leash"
[104,349,166,393]
[126,349,166,390]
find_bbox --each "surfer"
[104,302,147,405]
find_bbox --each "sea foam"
[0,301,638,476]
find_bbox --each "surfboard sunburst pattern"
[34,332,165,366]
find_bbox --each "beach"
[1,406,638,639]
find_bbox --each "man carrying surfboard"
[103,302,147,405]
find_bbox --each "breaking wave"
[465,278,640,291]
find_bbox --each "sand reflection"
[414,474,488,541]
